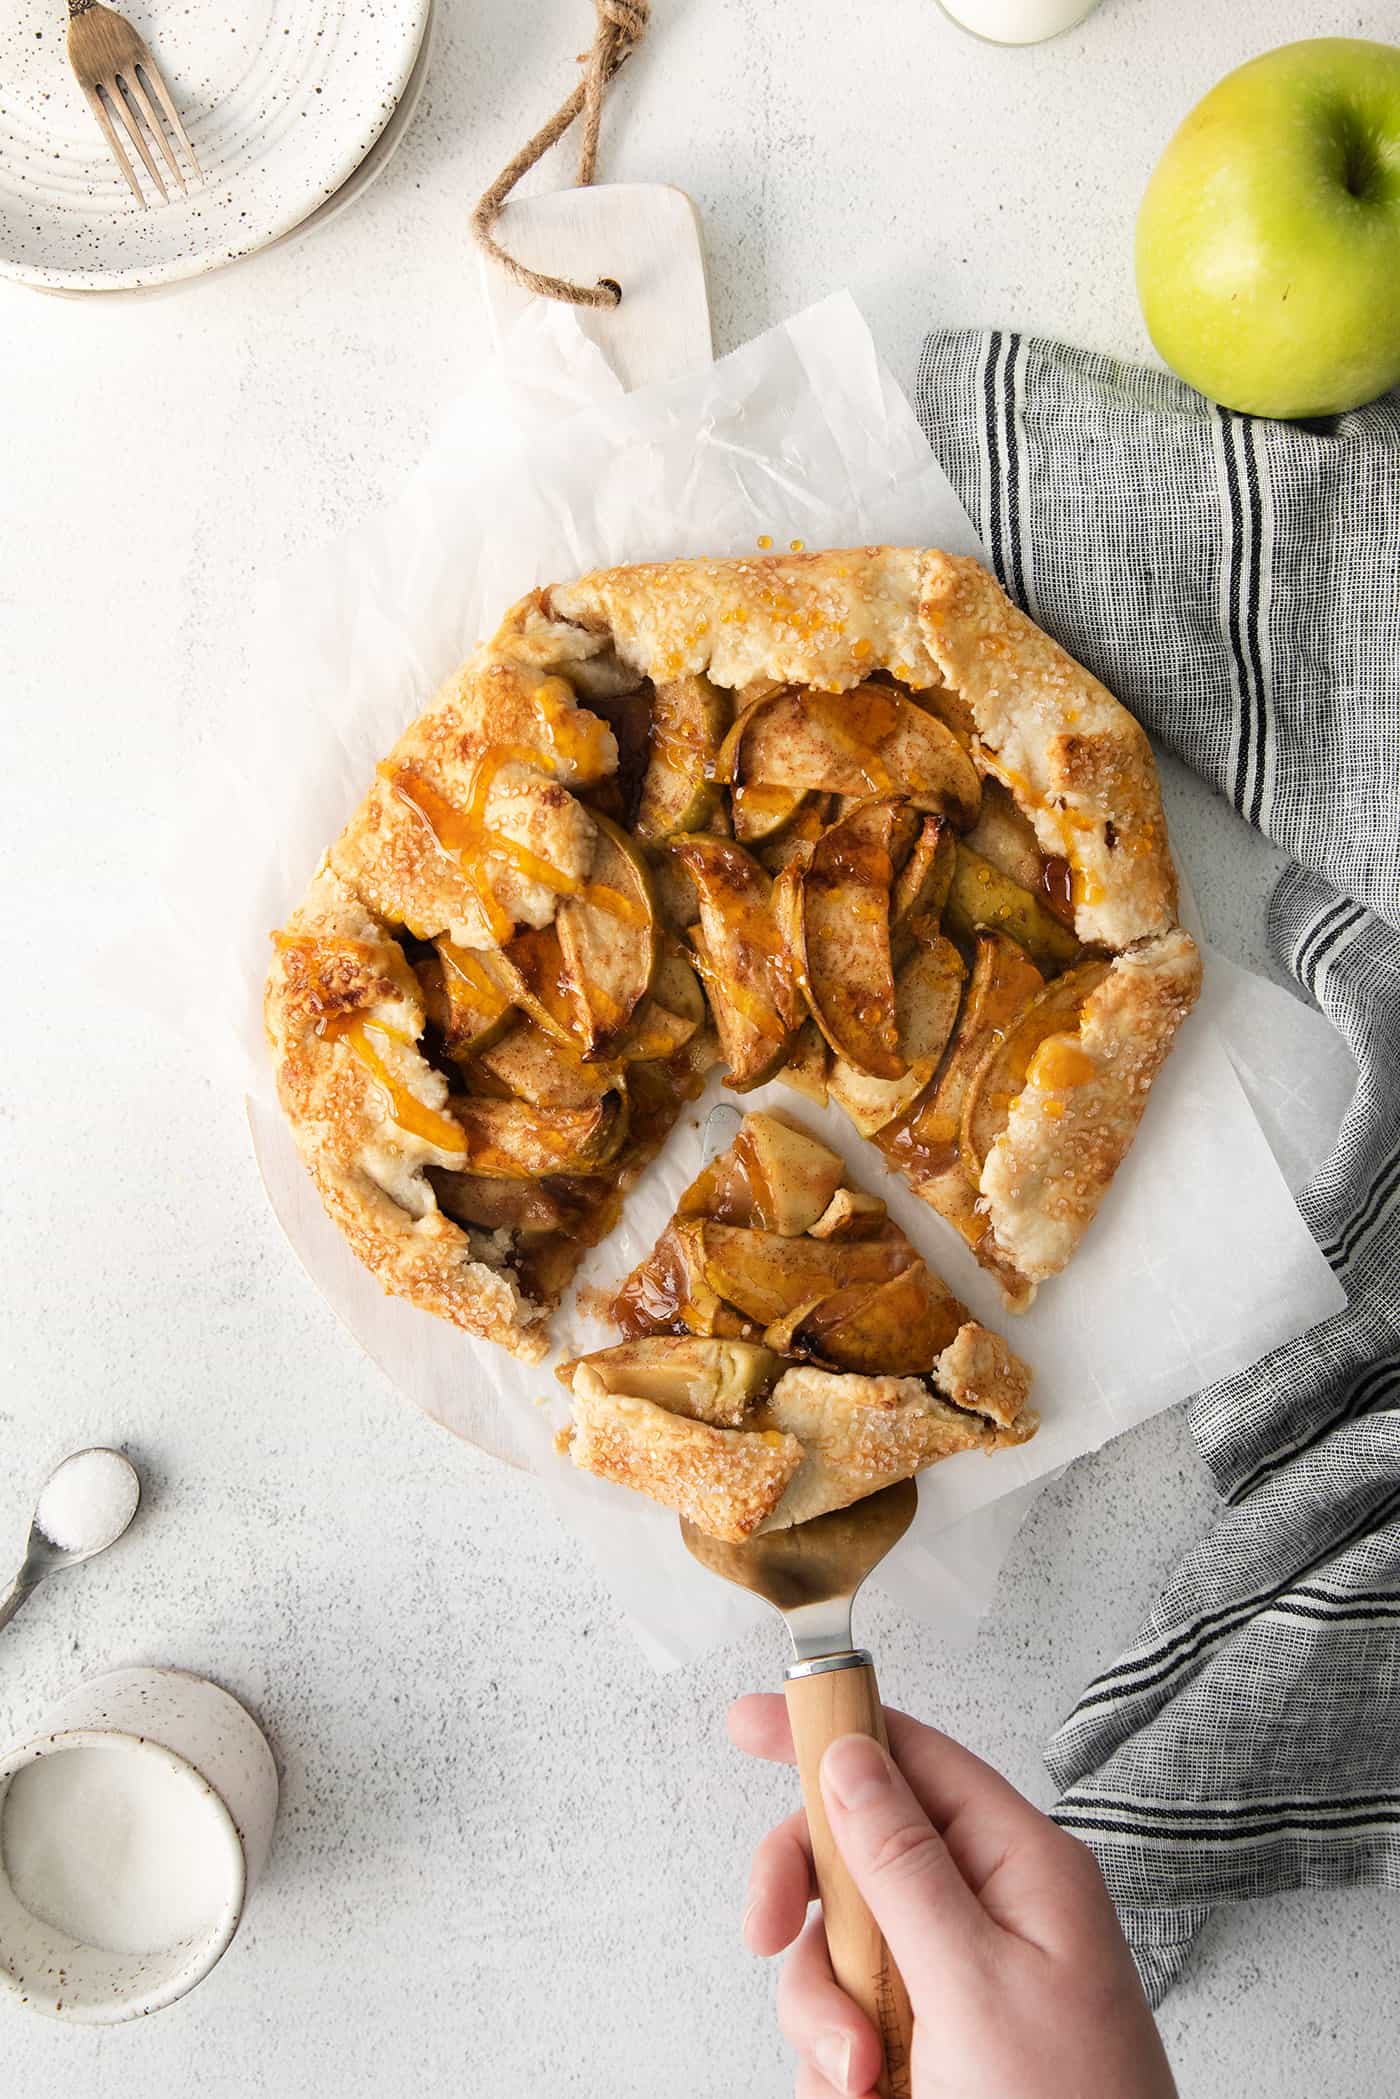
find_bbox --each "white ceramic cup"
[0,1667,278,2023]
[937,0,1103,44]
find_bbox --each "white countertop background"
[1,0,1390,2090]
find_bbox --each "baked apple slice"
[611,1217,758,1339]
[888,930,1046,1188]
[789,797,906,1080]
[890,814,956,963]
[613,944,706,1064]
[719,684,981,825]
[472,1021,618,1109]
[557,1336,781,1426]
[960,958,1114,1179]
[635,674,730,841]
[678,1111,845,1236]
[963,776,1046,893]
[481,924,587,1057]
[732,782,811,844]
[943,844,1081,976]
[415,940,514,1062]
[431,1172,569,1235]
[698,1222,911,1327]
[449,1093,629,1178]
[777,1020,830,1106]
[670,835,800,1090]
[799,1261,967,1376]
[808,1186,887,1240]
[555,815,659,1057]
[827,931,965,1136]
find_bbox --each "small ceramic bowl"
[0,1667,277,2023]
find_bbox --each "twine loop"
[471,0,651,310]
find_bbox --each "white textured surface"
[0,0,1385,2090]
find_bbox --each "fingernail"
[821,1734,893,1812]
[813,2030,854,2092]
[741,1893,761,1951]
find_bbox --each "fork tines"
[67,2,203,208]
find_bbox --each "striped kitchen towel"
[916,330,1400,2006]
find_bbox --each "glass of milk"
[0,1667,277,2022]
[937,0,1103,43]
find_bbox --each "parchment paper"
[169,293,1349,1668]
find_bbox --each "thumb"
[820,1733,985,1998]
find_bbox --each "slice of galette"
[265,548,1200,1362]
[557,1112,1035,1541]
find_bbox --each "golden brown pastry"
[265,549,1200,1360]
[557,1112,1037,1540]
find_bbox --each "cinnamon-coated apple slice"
[799,1262,967,1377]
[895,931,1047,1188]
[613,944,705,1064]
[960,958,1113,1179]
[555,815,659,1058]
[943,843,1082,975]
[717,683,981,825]
[669,835,801,1090]
[471,1021,618,1109]
[827,930,966,1136]
[480,923,587,1057]
[415,940,515,1062]
[777,1018,830,1107]
[699,1222,910,1328]
[790,797,906,1081]
[448,1092,629,1179]
[890,814,956,964]
[963,777,1046,893]
[635,673,731,842]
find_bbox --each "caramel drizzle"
[322,1014,467,1155]
[385,752,646,941]
[532,677,613,781]
[1027,1035,1095,1091]
[437,939,512,1017]
[689,935,791,1045]
[803,687,899,792]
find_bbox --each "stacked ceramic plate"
[0,0,434,291]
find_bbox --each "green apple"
[1135,38,1400,419]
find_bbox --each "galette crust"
[566,1386,804,1542]
[554,549,1181,951]
[934,1322,1035,1432]
[265,868,552,1360]
[978,928,1203,1283]
[756,1365,1034,1534]
[266,548,1198,1351]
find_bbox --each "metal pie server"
[679,1104,917,2098]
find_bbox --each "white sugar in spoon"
[0,1448,141,1635]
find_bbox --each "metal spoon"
[0,1448,142,1635]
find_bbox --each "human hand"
[730,1695,1177,2099]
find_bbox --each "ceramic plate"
[0,0,431,290]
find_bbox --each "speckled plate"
[0,0,431,291]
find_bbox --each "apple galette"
[265,548,1200,1363]
[558,1112,1035,1540]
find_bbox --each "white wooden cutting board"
[477,182,711,392]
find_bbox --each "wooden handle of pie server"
[784,1655,915,2099]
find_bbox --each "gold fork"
[66,0,202,206]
